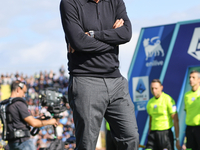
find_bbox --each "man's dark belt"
[7,129,30,140]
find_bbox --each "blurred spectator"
[59,65,65,75]
[0,74,6,85]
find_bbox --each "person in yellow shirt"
[184,70,200,150]
[145,79,181,150]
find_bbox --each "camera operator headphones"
[18,81,25,89]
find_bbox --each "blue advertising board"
[161,20,200,102]
[128,24,176,142]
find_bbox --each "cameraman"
[7,80,58,150]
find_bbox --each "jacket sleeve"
[60,0,115,53]
[94,0,132,45]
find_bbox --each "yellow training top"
[147,92,176,130]
[184,87,200,126]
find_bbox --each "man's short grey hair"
[190,70,200,78]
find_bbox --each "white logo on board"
[143,36,164,60]
[188,27,200,61]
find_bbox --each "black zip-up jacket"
[60,0,132,77]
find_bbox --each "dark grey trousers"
[68,76,139,150]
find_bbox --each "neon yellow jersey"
[106,121,110,131]
[146,92,176,130]
[184,87,200,126]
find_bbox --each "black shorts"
[186,125,200,150]
[145,128,174,150]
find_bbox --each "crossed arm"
[60,0,131,53]
[69,19,125,53]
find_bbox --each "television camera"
[31,87,69,137]
[39,87,68,118]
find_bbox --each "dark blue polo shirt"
[60,0,132,77]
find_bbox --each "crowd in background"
[0,66,76,150]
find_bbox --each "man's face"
[151,82,163,98]
[189,72,200,87]
[18,85,27,97]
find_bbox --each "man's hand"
[50,118,58,127]
[176,140,181,150]
[113,18,124,29]
[85,32,90,36]
[68,43,75,53]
